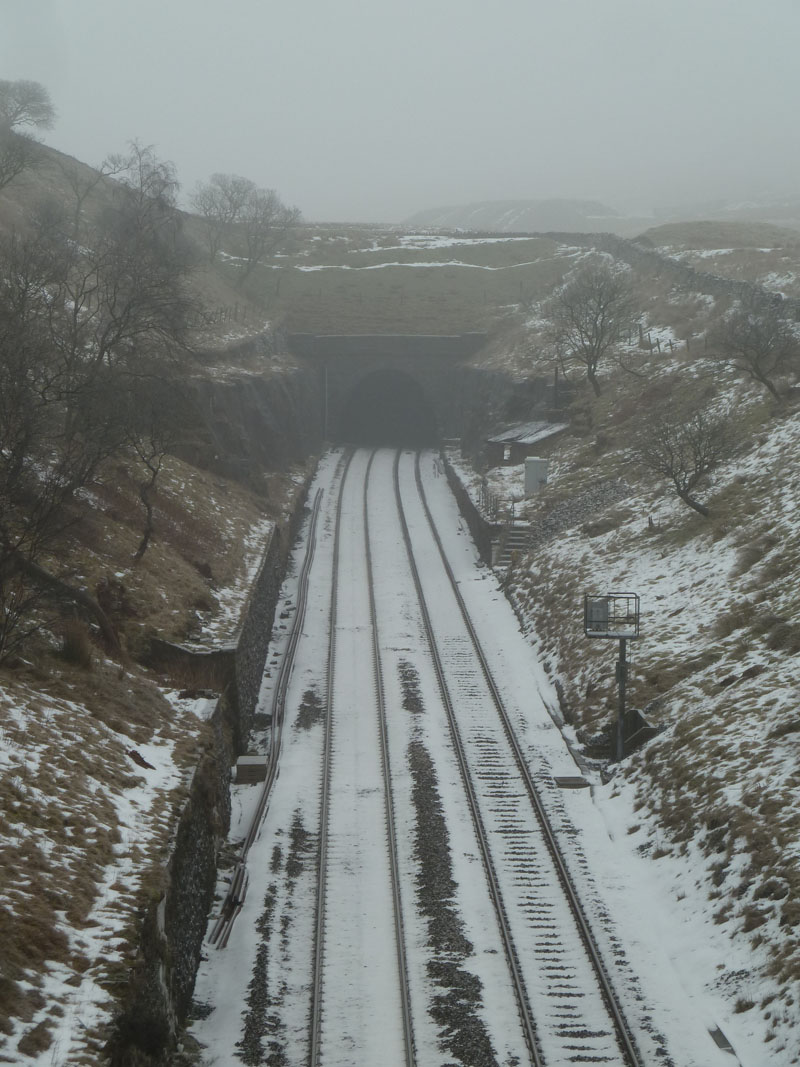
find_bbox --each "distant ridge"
[403,198,621,233]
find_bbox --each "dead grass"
[502,348,800,1038]
[0,434,283,1059]
[638,219,800,250]
[233,229,569,334]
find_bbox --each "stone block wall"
[108,476,312,1066]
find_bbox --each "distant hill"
[651,196,800,234]
[637,219,800,249]
[404,198,626,234]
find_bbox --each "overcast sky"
[3,0,800,221]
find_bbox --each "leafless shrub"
[710,296,800,399]
[712,603,752,638]
[61,618,93,668]
[634,400,739,517]
[544,259,638,396]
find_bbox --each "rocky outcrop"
[175,330,324,487]
[182,368,322,486]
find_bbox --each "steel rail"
[243,487,324,855]
[308,450,354,1067]
[363,450,417,1067]
[413,451,644,1067]
[209,488,324,950]
[392,451,544,1067]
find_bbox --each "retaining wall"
[107,476,312,1067]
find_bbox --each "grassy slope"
[638,219,800,302]
[235,229,573,334]
[0,450,311,1061]
[0,149,308,1061]
[473,334,800,1058]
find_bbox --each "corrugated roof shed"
[487,421,568,445]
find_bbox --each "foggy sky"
[3,0,800,221]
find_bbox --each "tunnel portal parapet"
[288,332,487,361]
[288,332,488,443]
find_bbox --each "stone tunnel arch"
[336,368,438,446]
[288,333,489,445]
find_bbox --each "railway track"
[309,449,415,1067]
[394,449,644,1066]
[205,447,654,1065]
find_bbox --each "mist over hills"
[404,195,800,239]
[403,199,626,234]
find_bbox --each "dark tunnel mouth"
[335,369,439,447]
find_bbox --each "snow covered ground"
[187,448,783,1066]
[448,397,800,1067]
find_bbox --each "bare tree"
[710,297,800,399]
[57,155,126,240]
[0,79,55,191]
[191,172,300,281]
[238,188,301,282]
[70,143,198,377]
[0,79,56,131]
[123,375,189,561]
[0,129,42,190]
[190,172,255,259]
[546,261,637,396]
[635,402,737,517]
[0,231,111,659]
[0,144,197,656]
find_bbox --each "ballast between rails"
[309,449,416,1067]
[208,488,324,951]
[412,453,644,1067]
[392,451,544,1067]
[363,451,417,1067]
[308,451,353,1067]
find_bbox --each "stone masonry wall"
[107,475,313,1066]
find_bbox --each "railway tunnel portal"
[289,332,488,446]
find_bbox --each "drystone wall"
[108,477,313,1067]
[545,230,799,314]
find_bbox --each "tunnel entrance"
[336,369,438,446]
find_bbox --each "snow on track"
[397,452,628,1064]
[368,448,523,1064]
[316,448,408,1067]
[414,449,739,1067]
[189,447,738,1067]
